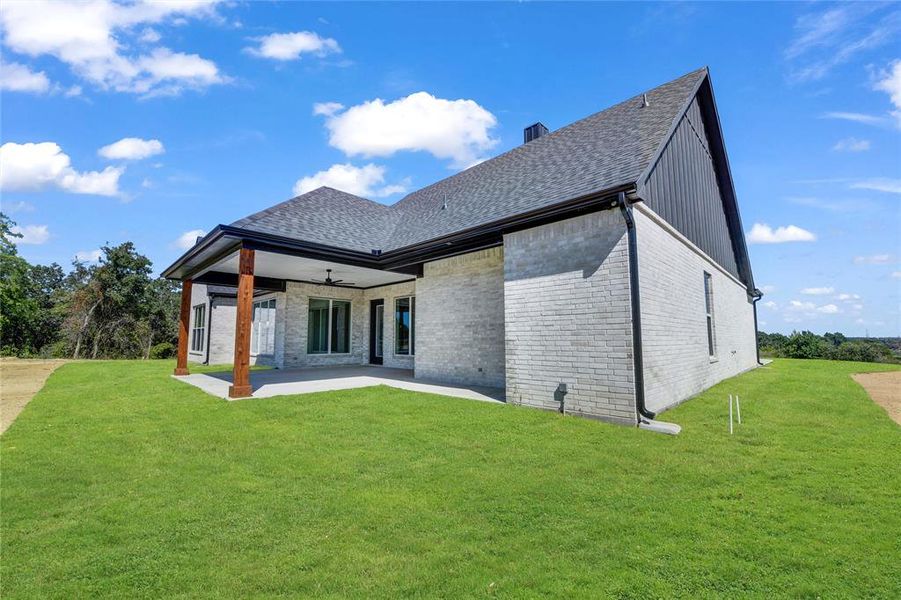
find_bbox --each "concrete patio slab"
[174,365,505,404]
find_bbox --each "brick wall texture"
[634,204,758,413]
[415,247,506,388]
[503,211,637,425]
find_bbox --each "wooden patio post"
[229,248,255,398]
[174,279,193,376]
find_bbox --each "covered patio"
[173,365,505,403]
[164,222,424,398]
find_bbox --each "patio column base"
[228,384,253,398]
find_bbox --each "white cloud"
[292,163,409,198]
[850,178,901,194]
[0,61,50,93]
[313,101,344,116]
[139,28,161,44]
[853,254,894,265]
[746,223,817,244]
[787,300,840,315]
[785,4,901,82]
[317,91,498,168]
[175,229,206,251]
[245,31,340,61]
[801,287,834,295]
[0,142,122,196]
[0,0,227,97]
[892,271,901,279]
[759,285,777,294]
[762,300,778,309]
[98,137,164,160]
[821,111,888,126]
[874,59,901,126]
[832,137,871,152]
[11,224,49,245]
[836,293,861,301]
[75,248,102,263]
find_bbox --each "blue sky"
[1,1,899,336]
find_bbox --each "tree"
[0,213,41,355]
[781,330,830,359]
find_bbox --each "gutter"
[750,288,763,366]
[616,192,655,423]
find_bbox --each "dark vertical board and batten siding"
[641,96,741,280]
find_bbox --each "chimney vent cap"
[523,122,549,144]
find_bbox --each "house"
[162,67,762,427]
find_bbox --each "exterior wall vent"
[523,122,549,144]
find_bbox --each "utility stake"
[729,394,734,435]
[736,395,742,425]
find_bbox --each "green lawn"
[2,359,899,598]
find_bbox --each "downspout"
[204,294,215,365]
[616,192,656,423]
[750,288,763,366]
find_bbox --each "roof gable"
[636,74,754,290]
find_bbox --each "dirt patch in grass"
[852,371,901,425]
[1,359,67,434]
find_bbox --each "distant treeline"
[1,213,180,359]
[758,331,900,364]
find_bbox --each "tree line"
[758,330,900,364]
[1,213,181,359]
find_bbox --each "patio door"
[369,299,384,365]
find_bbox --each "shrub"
[149,342,176,359]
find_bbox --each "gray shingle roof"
[231,186,395,253]
[230,68,706,253]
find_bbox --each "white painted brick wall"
[634,204,757,413]
[188,285,286,367]
[282,282,367,368]
[503,211,637,425]
[187,283,209,364]
[207,296,236,365]
[415,247,506,388]
[363,281,416,370]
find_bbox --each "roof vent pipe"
[641,93,650,108]
[523,122,549,143]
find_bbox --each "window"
[251,298,276,355]
[307,298,351,354]
[191,304,205,353]
[395,296,415,355]
[704,272,716,358]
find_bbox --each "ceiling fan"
[312,268,355,287]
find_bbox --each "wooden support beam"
[173,279,193,376]
[229,248,255,398]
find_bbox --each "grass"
[2,359,899,598]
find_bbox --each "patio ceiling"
[198,248,414,289]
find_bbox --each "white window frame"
[251,298,276,356]
[307,298,352,355]
[190,304,205,353]
[394,296,415,356]
[704,271,717,359]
